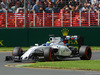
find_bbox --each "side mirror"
[35,44,39,46]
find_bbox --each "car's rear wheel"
[79,46,92,60]
[44,47,54,61]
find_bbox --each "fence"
[0,10,100,28]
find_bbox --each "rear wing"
[62,35,84,48]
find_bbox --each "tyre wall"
[0,27,100,47]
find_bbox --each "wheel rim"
[86,47,92,60]
[50,48,54,61]
[18,48,23,56]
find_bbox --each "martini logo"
[61,28,78,45]
[0,40,4,46]
[68,40,78,45]
[61,28,69,36]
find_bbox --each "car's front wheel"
[44,47,54,61]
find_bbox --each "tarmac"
[0,52,100,75]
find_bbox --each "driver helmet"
[46,41,50,46]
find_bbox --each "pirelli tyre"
[44,47,54,61]
[79,46,92,60]
[12,47,23,62]
[12,47,23,57]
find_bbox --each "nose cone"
[21,56,28,60]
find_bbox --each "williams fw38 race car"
[5,35,92,62]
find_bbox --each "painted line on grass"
[4,63,100,72]
[5,63,35,68]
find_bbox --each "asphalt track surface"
[0,51,100,75]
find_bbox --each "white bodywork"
[21,37,72,60]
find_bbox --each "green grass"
[16,60,100,71]
[91,46,100,51]
[0,47,29,51]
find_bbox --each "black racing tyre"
[44,47,54,61]
[12,47,23,56]
[79,46,92,60]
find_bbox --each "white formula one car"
[5,35,92,62]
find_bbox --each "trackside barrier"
[0,11,100,28]
[0,27,100,47]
